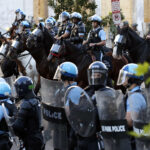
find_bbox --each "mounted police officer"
[0,81,17,150]
[55,11,72,40]
[65,12,85,50]
[45,18,56,37]
[48,17,58,35]
[83,15,106,61]
[12,76,44,150]
[131,23,140,36]
[53,62,78,150]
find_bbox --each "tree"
[48,0,97,32]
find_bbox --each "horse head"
[26,23,45,49]
[113,27,144,61]
[7,33,28,60]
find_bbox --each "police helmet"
[59,11,70,22]
[71,12,82,20]
[90,15,102,23]
[48,17,56,25]
[54,62,78,81]
[88,61,108,86]
[117,63,144,86]
[14,76,34,99]
[45,18,54,28]
[0,82,11,99]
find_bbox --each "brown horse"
[47,40,128,90]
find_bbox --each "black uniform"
[12,98,44,150]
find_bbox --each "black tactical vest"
[88,27,102,43]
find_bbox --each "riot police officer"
[48,17,58,35]
[0,81,17,150]
[54,62,78,150]
[83,15,106,61]
[65,12,85,50]
[55,12,72,40]
[76,61,107,150]
[45,18,56,37]
[12,76,44,150]
[117,63,146,150]
[117,63,146,126]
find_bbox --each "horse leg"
[34,74,41,95]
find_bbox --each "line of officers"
[0,59,147,150]
[8,9,106,61]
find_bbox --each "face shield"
[88,69,107,86]
[117,70,130,85]
[45,22,53,29]
[16,13,22,21]
[59,14,67,22]
[53,65,62,81]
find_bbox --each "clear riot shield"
[41,77,68,150]
[1,103,20,148]
[64,86,97,137]
[4,76,16,97]
[95,88,132,150]
[131,88,150,150]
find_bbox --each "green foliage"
[101,10,125,37]
[48,0,97,32]
[129,123,150,139]
[136,62,150,85]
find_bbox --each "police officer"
[75,61,107,150]
[53,62,78,150]
[0,81,17,150]
[132,23,140,36]
[66,12,85,50]
[12,76,44,150]
[55,11,72,40]
[45,18,56,37]
[117,63,146,127]
[83,15,106,61]
[117,63,146,150]
[48,17,58,35]
[18,20,31,35]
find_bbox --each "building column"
[144,0,150,23]
[33,0,48,23]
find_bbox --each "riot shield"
[1,103,20,148]
[131,88,150,150]
[95,88,132,150]
[41,77,68,150]
[4,76,16,97]
[64,86,96,137]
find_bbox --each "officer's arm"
[125,112,133,127]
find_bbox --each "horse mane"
[121,27,144,43]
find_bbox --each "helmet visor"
[53,66,62,80]
[117,70,129,85]
[16,13,22,20]
[45,22,53,29]
[88,69,107,86]
[59,14,67,22]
